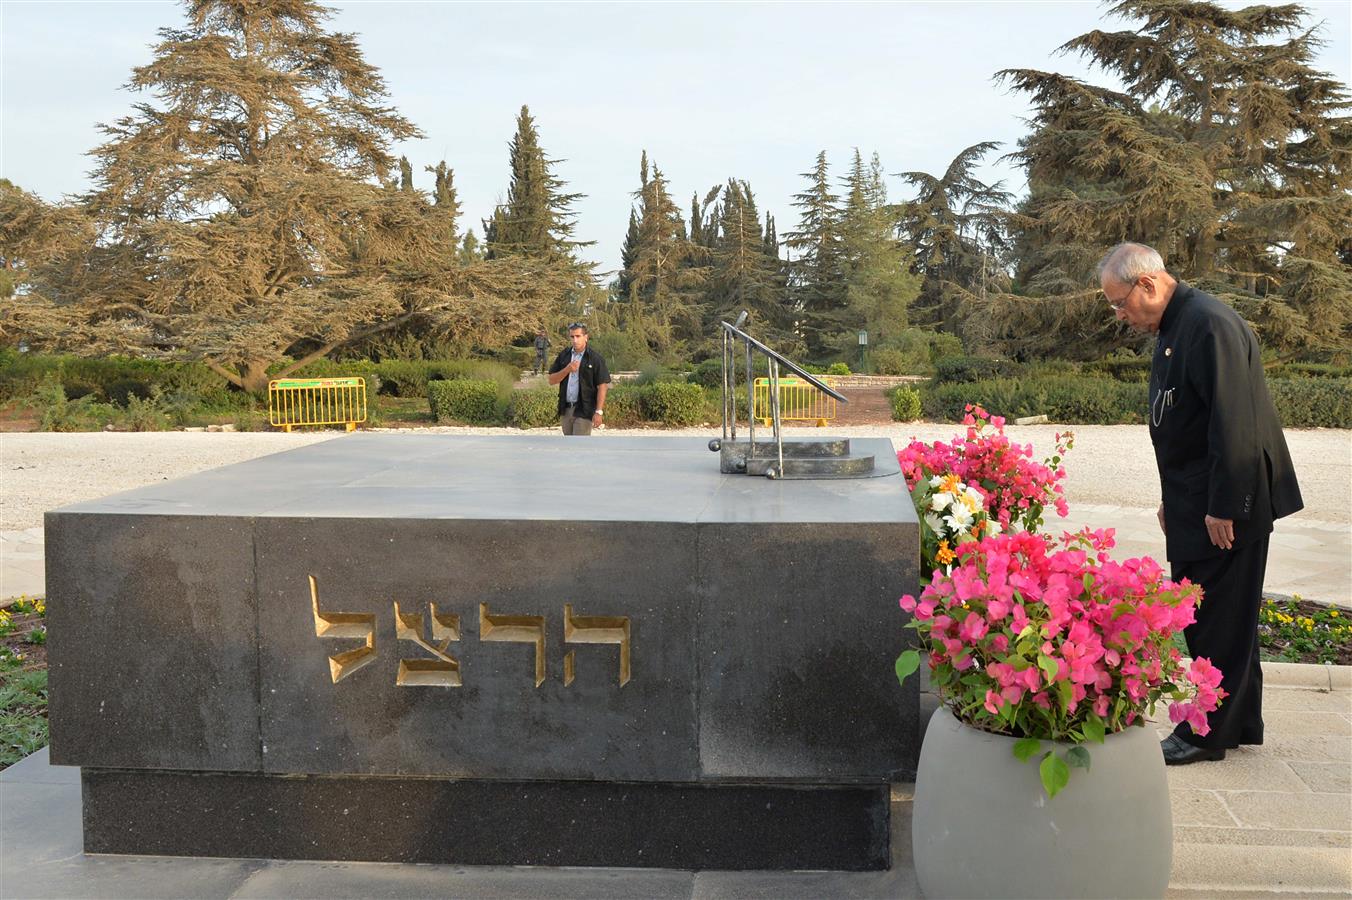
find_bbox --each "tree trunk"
[240,360,272,395]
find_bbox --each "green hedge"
[1082,355,1151,383]
[294,358,516,397]
[888,385,922,421]
[427,379,500,424]
[933,355,1021,384]
[1267,362,1352,379]
[603,383,644,427]
[922,375,1147,424]
[1269,378,1352,428]
[640,381,704,426]
[507,384,558,429]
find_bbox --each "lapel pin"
[1164,348,1172,356]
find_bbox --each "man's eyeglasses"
[1103,280,1140,311]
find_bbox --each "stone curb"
[1263,661,1351,691]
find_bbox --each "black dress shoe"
[1161,733,1227,765]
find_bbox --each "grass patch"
[0,596,48,771]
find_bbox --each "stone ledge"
[1265,662,1351,691]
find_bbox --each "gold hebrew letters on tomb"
[308,577,632,688]
[563,604,632,687]
[310,575,377,683]
[394,601,462,687]
[479,602,548,687]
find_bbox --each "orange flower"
[936,540,956,565]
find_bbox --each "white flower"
[984,518,1002,536]
[924,512,945,534]
[944,507,974,532]
[929,491,954,512]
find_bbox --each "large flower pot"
[913,707,1172,899]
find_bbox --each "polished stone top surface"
[51,434,911,524]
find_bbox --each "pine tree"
[614,154,707,356]
[706,180,791,342]
[783,151,846,357]
[0,1,573,389]
[426,160,462,248]
[837,151,920,358]
[997,0,1352,356]
[487,104,589,264]
[399,156,414,192]
[895,142,1011,334]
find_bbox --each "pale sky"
[3,0,1349,276]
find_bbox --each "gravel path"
[1,425,1348,530]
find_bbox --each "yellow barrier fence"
[268,377,367,432]
[753,376,838,427]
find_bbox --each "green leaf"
[1055,678,1073,711]
[1012,737,1041,762]
[1037,653,1059,684]
[1083,714,1106,744]
[1066,746,1092,771]
[1040,751,1071,799]
[895,650,920,686]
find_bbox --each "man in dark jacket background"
[1099,242,1303,766]
[547,323,611,436]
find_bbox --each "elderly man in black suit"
[1098,242,1303,766]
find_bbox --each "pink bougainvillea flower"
[896,522,1222,760]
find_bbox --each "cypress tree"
[426,160,462,248]
[614,154,707,356]
[837,151,920,357]
[783,151,846,357]
[488,104,590,264]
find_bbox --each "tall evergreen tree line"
[606,147,920,364]
[2,0,1346,379]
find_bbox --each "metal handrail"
[718,315,848,477]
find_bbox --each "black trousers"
[1171,535,1270,750]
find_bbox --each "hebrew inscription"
[310,575,377,684]
[563,603,632,687]
[479,602,548,687]
[394,601,461,687]
[308,578,631,689]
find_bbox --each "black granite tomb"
[46,435,918,870]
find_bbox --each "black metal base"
[82,769,890,871]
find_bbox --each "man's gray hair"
[1097,242,1165,285]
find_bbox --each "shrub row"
[1267,378,1352,428]
[427,380,500,425]
[492,381,709,429]
[294,357,517,397]
[920,374,1352,428]
[922,375,1148,424]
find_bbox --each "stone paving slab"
[1169,843,1352,895]
[1165,754,1312,793]
[1174,825,1351,848]
[1222,790,1352,831]
[1288,760,1352,794]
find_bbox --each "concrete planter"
[913,707,1172,899]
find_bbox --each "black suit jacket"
[1149,282,1303,561]
[549,345,611,418]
